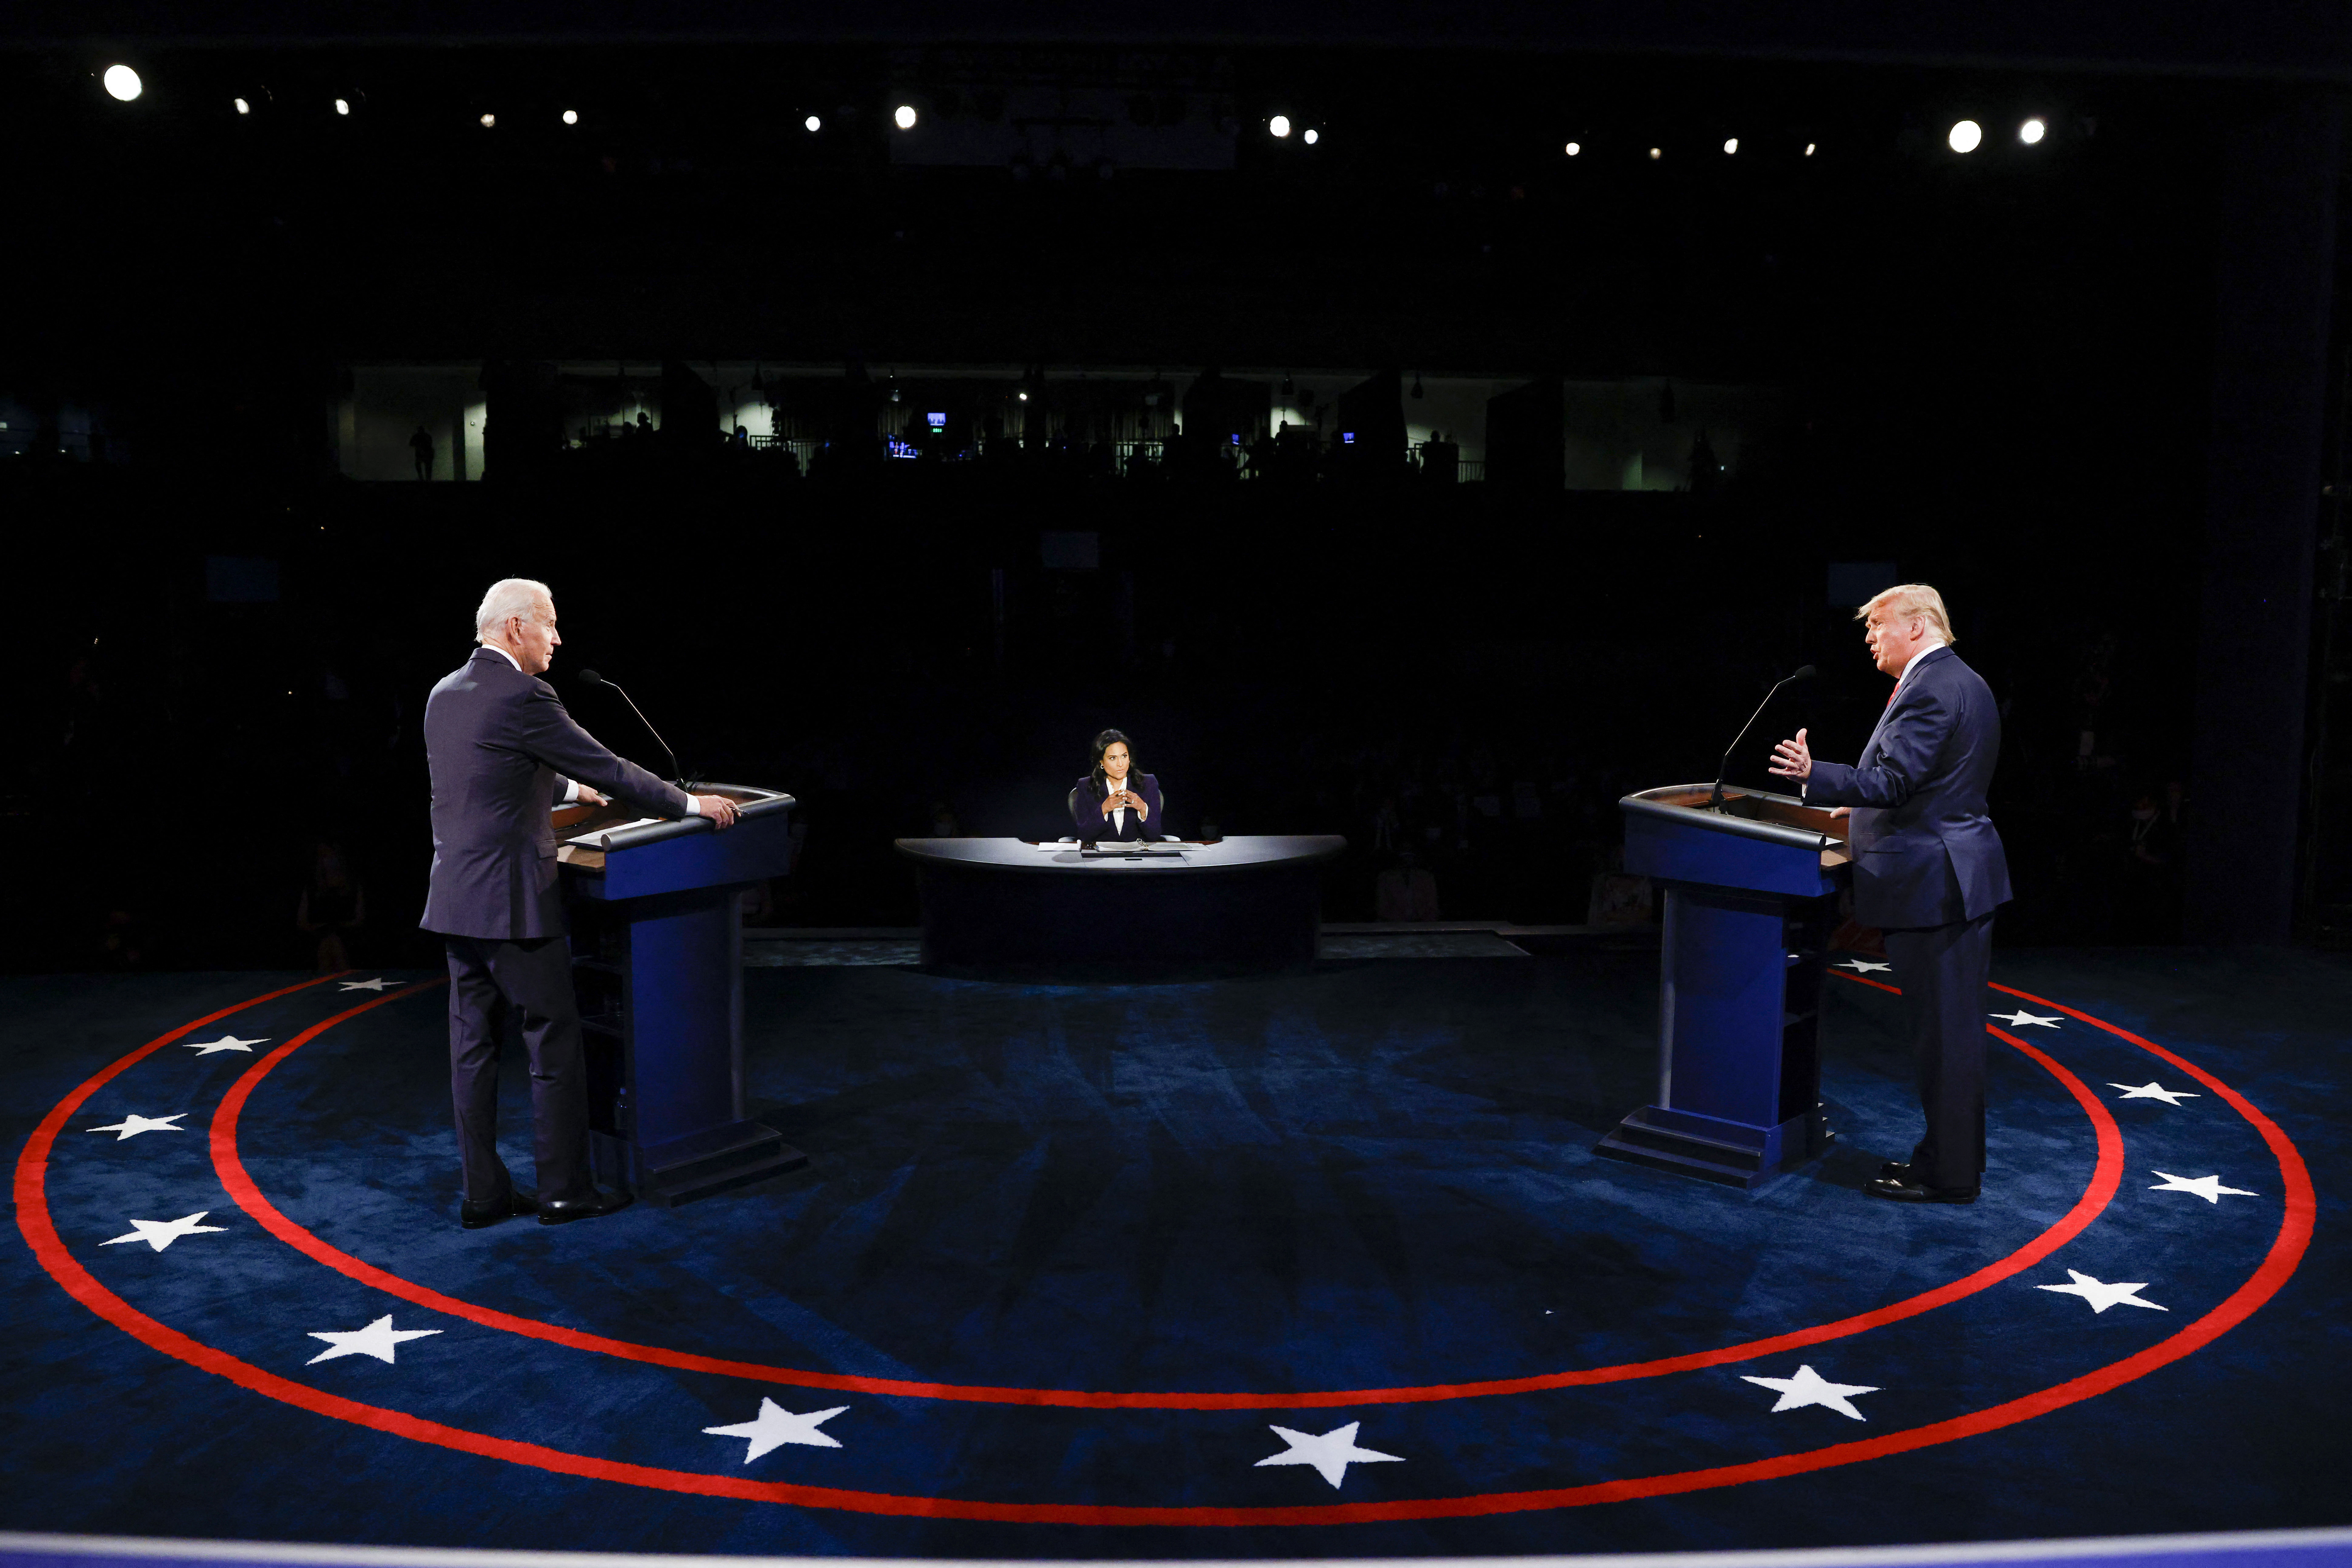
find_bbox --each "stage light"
[1948,119,1982,153]
[234,97,250,115]
[1303,128,1319,145]
[479,112,495,128]
[1017,390,1029,401]
[102,65,142,102]
[804,114,821,132]
[1565,141,1581,156]
[1723,137,1738,154]
[1648,146,1662,160]
[562,109,579,126]
[335,98,350,116]
[2019,116,2047,145]
[1805,142,1817,156]
[893,104,917,129]
[1269,114,1291,138]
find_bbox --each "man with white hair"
[422,578,740,1230]
[1769,584,2011,1204]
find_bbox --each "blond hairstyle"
[474,578,554,642]
[1857,582,1956,645]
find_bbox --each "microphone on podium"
[1708,664,1817,812]
[577,669,685,788]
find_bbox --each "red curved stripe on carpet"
[23,972,2309,1524]
[208,983,2121,1410]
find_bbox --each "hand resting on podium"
[572,784,740,828]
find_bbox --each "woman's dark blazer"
[1071,772,1163,839]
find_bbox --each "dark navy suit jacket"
[1803,644,2012,930]
[1071,772,1163,840]
[421,649,694,940]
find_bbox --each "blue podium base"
[590,1120,808,1207]
[1594,1103,1832,1190]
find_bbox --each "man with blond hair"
[1770,584,2010,1204]
[422,578,740,1230]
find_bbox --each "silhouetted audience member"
[296,840,366,972]
[410,425,435,480]
[2116,786,2182,942]
[1376,849,1442,922]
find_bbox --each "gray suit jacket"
[421,649,694,939]
[1803,644,2013,930]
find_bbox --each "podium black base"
[591,1121,809,1207]
[1595,1104,1831,1190]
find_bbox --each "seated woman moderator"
[1072,729,1162,841]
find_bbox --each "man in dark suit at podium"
[422,578,740,1230]
[1770,584,2011,1204]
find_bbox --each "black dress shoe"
[1879,1161,1913,1182]
[1865,1174,1979,1204]
[537,1189,634,1226]
[459,1188,539,1230]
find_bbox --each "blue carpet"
[2,949,2344,1556]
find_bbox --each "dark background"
[2,10,2343,972]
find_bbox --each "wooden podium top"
[552,782,791,872]
[1621,784,1852,869]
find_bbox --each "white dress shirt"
[1103,775,1131,835]
[481,642,698,814]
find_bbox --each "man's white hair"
[1858,582,1956,646]
[474,578,554,642]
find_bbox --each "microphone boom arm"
[1708,665,1816,812]
[583,671,685,790]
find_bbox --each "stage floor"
[3,947,2344,1558]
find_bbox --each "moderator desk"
[554,782,803,1205]
[894,836,1345,967]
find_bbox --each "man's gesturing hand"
[1769,727,1813,782]
[695,793,742,829]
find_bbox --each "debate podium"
[552,783,803,1205]
[1599,784,1852,1189]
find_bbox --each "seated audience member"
[1071,729,1163,841]
[1376,849,1442,922]
[297,840,366,972]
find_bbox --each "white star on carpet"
[1989,1009,2063,1028]
[2149,1171,2258,1204]
[86,1113,187,1141]
[305,1314,443,1366]
[702,1399,848,1463]
[183,1035,266,1056]
[1254,1422,1405,1489]
[2110,1081,2201,1106]
[2036,1269,2168,1314]
[338,978,397,992]
[100,1213,227,1252]
[1739,1364,1880,1421]
[1837,960,1893,973]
